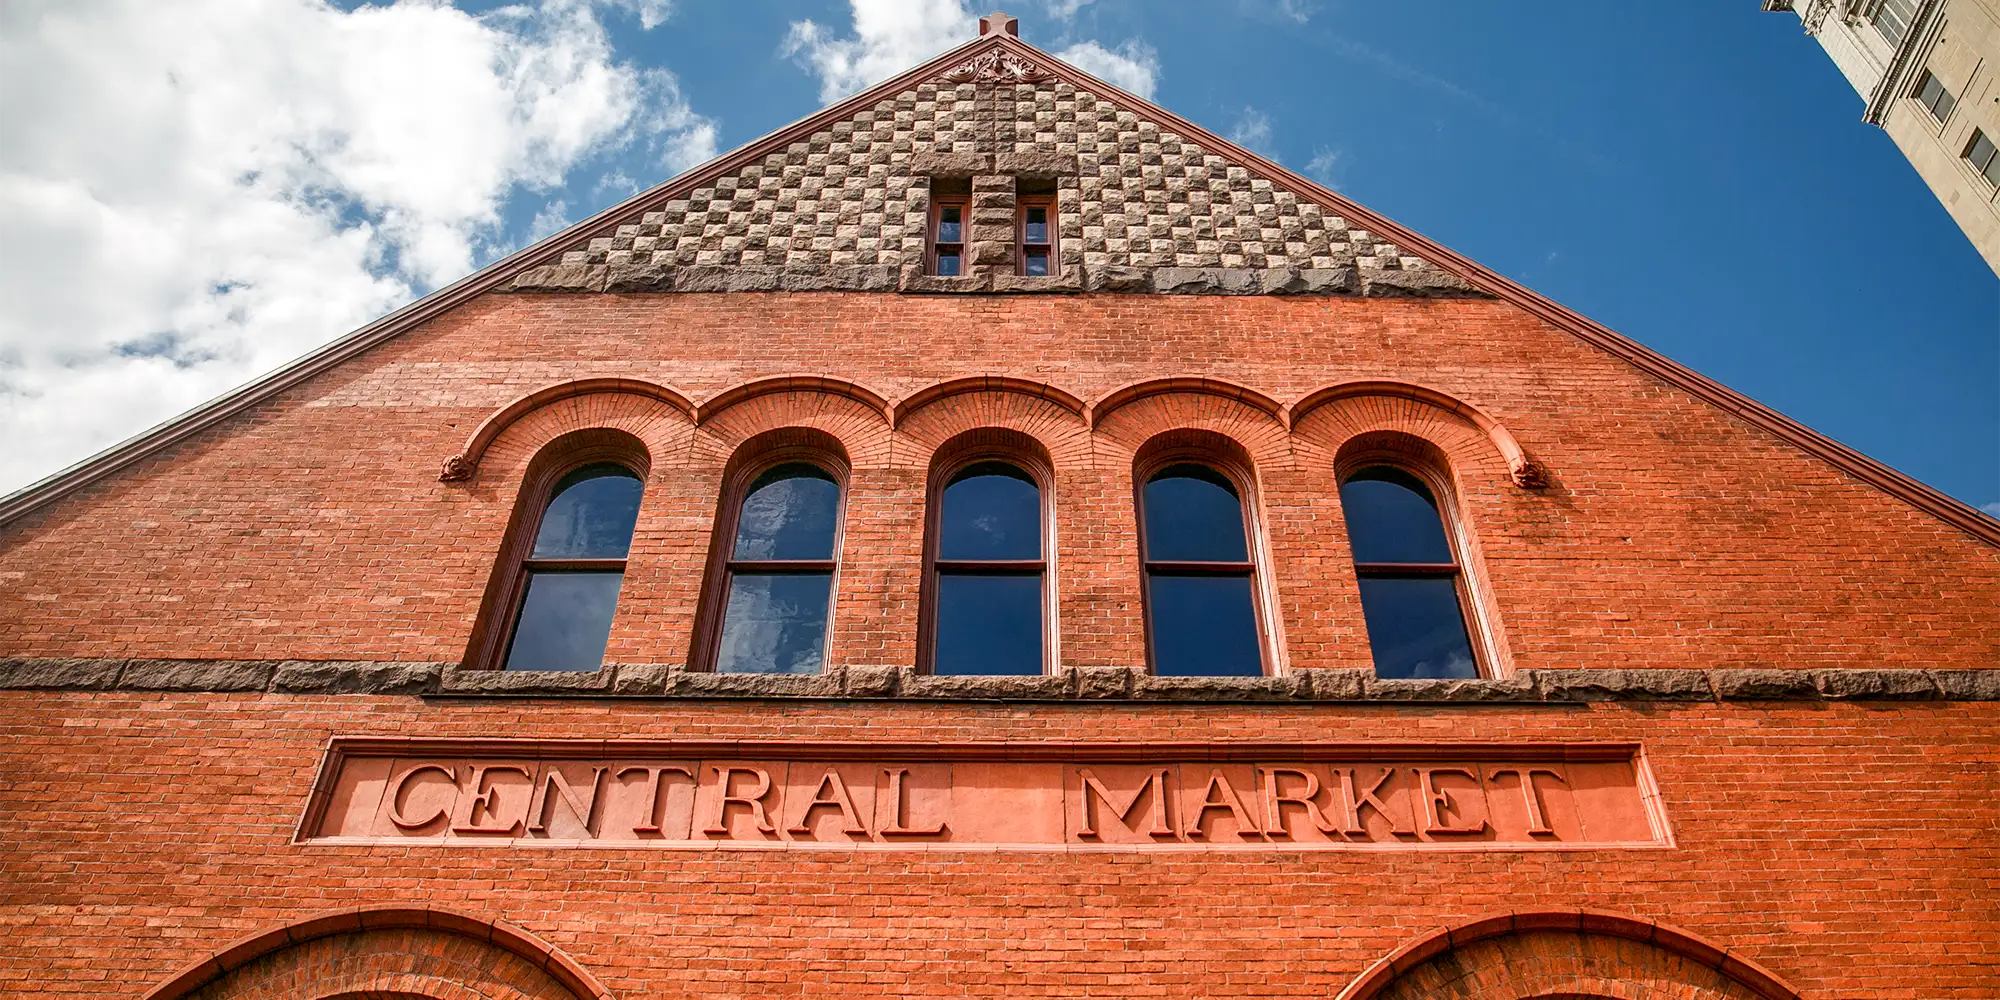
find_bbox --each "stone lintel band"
[1,659,1995,702]
[503,263,1491,298]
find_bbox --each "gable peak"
[979,11,1019,37]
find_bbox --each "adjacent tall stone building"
[1766,0,2000,272]
[3,15,1996,1000]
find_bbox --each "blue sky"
[3,1,1995,513]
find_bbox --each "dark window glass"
[937,205,962,243]
[732,464,838,560]
[1024,206,1048,244]
[717,573,834,675]
[1340,465,1478,680]
[1355,578,1479,679]
[1916,71,1956,122]
[1338,468,1455,565]
[1140,464,1263,675]
[930,461,1044,675]
[934,574,1042,675]
[531,465,643,559]
[939,463,1041,560]
[1147,576,1263,677]
[1024,252,1049,276]
[717,463,841,675]
[1142,465,1249,562]
[1970,131,2000,187]
[506,572,625,672]
[505,464,643,671]
[936,252,962,276]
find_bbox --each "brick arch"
[892,390,1092,469]
[693,375,892,426]
[1289,380,1547,489]
[1087,376,1286,430]
[687,388,896,470]
[890,376,1087,428]
[1337,911,1802,1000]
[1289,389,1516,493]
[438,378,694,483]
[1089,391,1292,473]
[142,906,614,1000]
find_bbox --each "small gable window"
[1339,466,1480,679]
[714,463,843,674]
[929,178,969,276]
[503,463,643,671]
[1139,464,1265,677]
[1017,177,1055,276]
[1914,70,1956,123]
[927,461,1046,675]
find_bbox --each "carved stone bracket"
[1509,458,1550,490]
[937,49,1050,86]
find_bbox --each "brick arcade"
[1,14,1996,1000]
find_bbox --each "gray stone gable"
[510,76,1477,296]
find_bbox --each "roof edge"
[1,32,1993,547]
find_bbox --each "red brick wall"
[2,692,1993,998]
[0,292,1992,668]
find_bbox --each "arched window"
[1339,466,1480,678]
[713,462,843,674]
[926,460,1046,675]
[1139,463,1266,676]
[501,462,644,671]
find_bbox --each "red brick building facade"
[3,17,1996,1000]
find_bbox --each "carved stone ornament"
[937,49,1051,86]
[438,454,475,483]
[1509,458,1550,490]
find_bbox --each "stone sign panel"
[297,739,1672,851]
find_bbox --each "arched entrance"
[142,906,613,1000]
[1337,911,1804,1000]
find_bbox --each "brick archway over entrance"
[1337,911,1803,1000]
[141,907,614,1000]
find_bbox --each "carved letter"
[1415,767,1488,836]
[450,764,532,835]
[1184,770,1262,840]
[789,767,868,836]
[387,764,456,831]
[879,768,947,836]
[1488,766,1568,836]
[1259,767,1337,837]
[1075,768,1172,839]
[527,765,609,836]
[1327,766,1413,836]
[702,766,777,835]
[617,765,694,834]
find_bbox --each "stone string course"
[2,659,1993,702]
[510,79,1481,296]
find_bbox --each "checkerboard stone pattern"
[514,79,1475,295]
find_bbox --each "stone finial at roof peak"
[980,11,1020,37]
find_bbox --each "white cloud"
[603,0,674,30]
[1045,0,1093,19]
[1981,501,2000,519]
[783,0,979,102]
[1278,0,1316,23]
[0,0,715,495]
[1306,146,1342,188]
[1055,39,1159,99]
[1228,106,1274,156]
[786,1,1162,103]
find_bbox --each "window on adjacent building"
[502,463,643,671]
[1965,129,2000,187]
[927,461,1046,675]
[1139,464,1265,677]
[1914,70,1957,123]
[1866,0,1919,47]
[1339,466,1479,680]
[1017,178,1056,277]
[713,463,842,675]
[929,178,969,276]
